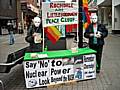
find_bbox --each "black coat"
[8,24,13,33]
[25,24,43,52]
[84,23,108,46]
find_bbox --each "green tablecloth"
[24,48,96,61]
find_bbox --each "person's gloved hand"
[33,33,42,43]
[95,31,102,38]
[32,32,38,37]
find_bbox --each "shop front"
[21,2,39,33]
[0,0,17,35]
[0,16,17,35]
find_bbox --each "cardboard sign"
[34,33,42,43]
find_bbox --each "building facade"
[20,0,39,33]
[0,0,39,35]
[0,0,17,35]
[97,0,120,34]
[112,0,120,33]
[97,0,112,32]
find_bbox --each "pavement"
[0,33,120,90]
[0,33,28,63]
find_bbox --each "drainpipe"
[112,0,115,31]
[21,11,24,33]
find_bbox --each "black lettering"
[68,74,74,81]
[51,60,55,67]
[38,60,48,68]
[26,70,37,78]
[51,68,61,75]
[62,69,67,74]
[51,76,62,83]
[38,71,47,77]
[63,76,67,81]
[26,62,29,68]
[39,78,50,85]
[56,61,62,66]
[62,68,71,74]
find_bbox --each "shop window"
[9,0,13,9]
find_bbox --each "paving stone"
[0,34,120,90]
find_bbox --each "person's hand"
[33,33,42,43]
[89,33,94,37]
[35,37,42,43]
[95,31,102,38]
[32,33,38,37]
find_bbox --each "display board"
[23,53,96,88]
[42,2,78,44]
[42,2,78,27]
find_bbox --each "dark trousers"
[89,44,103,71]
[26,43,43,53]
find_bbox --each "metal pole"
[78,0,83,48]
[21,12,24,33]
[41,2,44,52]
[16,0,18,34]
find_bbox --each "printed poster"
[23,54,96,88]
[83,54,96,79]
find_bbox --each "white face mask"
[33,17,41,27]
[91,15,98,24]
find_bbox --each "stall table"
[23,48,96,88]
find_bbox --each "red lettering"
[50,3,53,8]
[50,3,73,8]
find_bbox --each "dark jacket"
[84,23,108,46]
[25,24,43,52]
[8,24,13,33]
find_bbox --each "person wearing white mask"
[25,16,43,52]
[84,14,108,73]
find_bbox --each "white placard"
[23,54,96,88]
[83,54,96,79]
[24,60,50,88]
[42,2,78,27]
